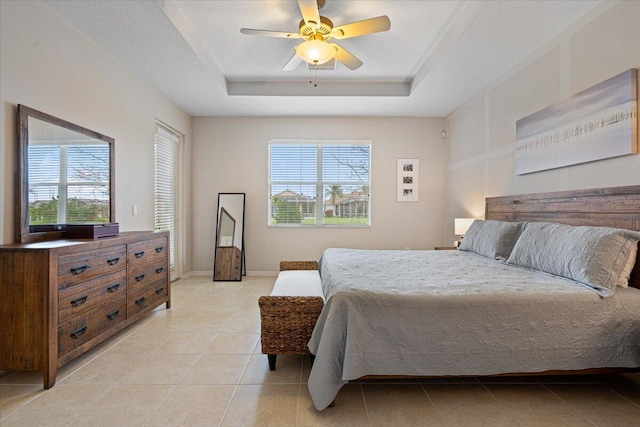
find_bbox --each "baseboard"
[184,271,212,278]
[183,270,278,278]
[247,271,278,276]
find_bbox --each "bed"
[307,185,640,410]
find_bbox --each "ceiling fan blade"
[298,0,320,30]
[240,28,300,39]
[283,53,303,71]
[331,15,391,39]
[331,43,363,70]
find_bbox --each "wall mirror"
[213,193,245,281]
[17,105,115,243]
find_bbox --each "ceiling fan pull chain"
[308,65,318,87]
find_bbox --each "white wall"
[0,1,193,273]
[192,117,446,273]
[444,1,640,245]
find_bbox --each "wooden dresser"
[214,246,242,280]
[0,231,170,388]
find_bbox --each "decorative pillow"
[458,220,523,260]
[618,242,638,288]
[506,222,640,297]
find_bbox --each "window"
[268,141,371,227]
[28,143,110,225]
[154,122,180,279]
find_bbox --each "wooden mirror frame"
[16,105,115,243]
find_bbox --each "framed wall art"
[397,158,419,202]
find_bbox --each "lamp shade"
[454,218,475,236]
[296,39,335,65]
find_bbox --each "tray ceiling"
[45,1,603,117]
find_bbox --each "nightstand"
[434,246,457,250]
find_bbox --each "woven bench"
[258,261,324,371]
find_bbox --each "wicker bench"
[258,261,324,371]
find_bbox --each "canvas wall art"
[515,68,637,175]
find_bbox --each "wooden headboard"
[485,185,640,289]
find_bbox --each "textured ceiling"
[44,0,603,117]
[178,0,459,82]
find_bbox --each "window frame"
[268,139,372,228]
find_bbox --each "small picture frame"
[397,159,419,202]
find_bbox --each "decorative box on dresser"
[0,231,170,388]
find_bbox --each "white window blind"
[28,143,110,224]
[154,124,179,276]
[268,141,371,227]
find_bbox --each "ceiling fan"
[240,0,391,71]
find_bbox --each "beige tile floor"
[1,275,639,426]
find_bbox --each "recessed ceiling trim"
[409,0,486,93]
[161,0,227,92]
[44,0,608,116]
[227,81,410,97]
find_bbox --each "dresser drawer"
[128,260,168,294]
[127,281,168,317]
[127,237,167,268]
[58,245,126,289]
[58,296,126,356]
[58,270,127,323]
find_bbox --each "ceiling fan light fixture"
[242,2,391,72]
[296,38,335,65]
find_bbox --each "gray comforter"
[307,248,640,410]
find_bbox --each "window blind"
[28,144,110,224]
[154,124,179,276]
[268,142,371,227]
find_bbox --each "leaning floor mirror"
[213,193,246,281]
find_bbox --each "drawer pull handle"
[107,310,120,320]
[107,257,120,265]
[155,267,164,274]
[70,326,87,339]
[155,246,164,253]
[155,287,164,295]
[70,296,88,307]
[135,297,146,306]
[70,264,89,275]
[134,251,145,258]
[135,274,145,282]
[107,283,120,293]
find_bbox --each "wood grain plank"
[0,231,171,388]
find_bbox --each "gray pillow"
[458,220,523,260]
[506,222,640,297]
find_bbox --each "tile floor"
[1,275,639,426]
